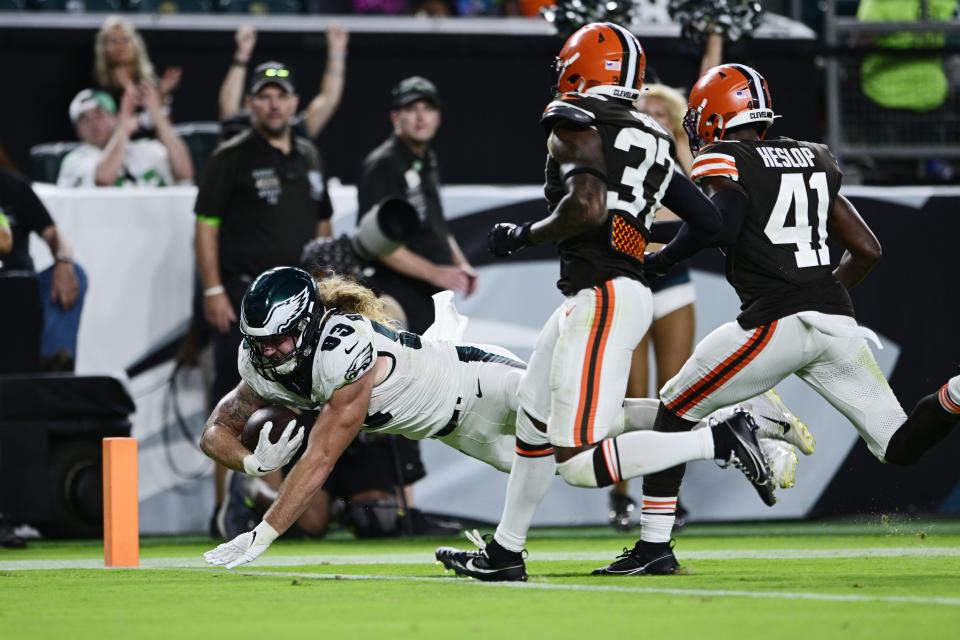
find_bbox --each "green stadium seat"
[173,121,222,181]
[30,142,80,185]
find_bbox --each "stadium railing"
[823,0,960,163]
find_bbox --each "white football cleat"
[744,389,816,455]
[760,438,799,489]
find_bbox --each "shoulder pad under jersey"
[541,94,598,131]
[690,141,743,183]
[312,312,377,402]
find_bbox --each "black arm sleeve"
[707,188,749,247]
[649,219,682,244]
[656,170,723,265]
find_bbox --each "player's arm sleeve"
[706,187,749,247]
[649,219,682,243]
[656,169,723,265]
[194,150,232,226]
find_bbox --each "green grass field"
[3,519,960,639]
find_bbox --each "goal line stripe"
[238,569,960,608]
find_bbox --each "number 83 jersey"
[690,137,855,329]
[542,93,676,296]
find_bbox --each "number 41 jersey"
[691,137,855,329]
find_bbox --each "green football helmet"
[240,266,324,381]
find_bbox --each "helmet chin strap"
[713,113,727,143]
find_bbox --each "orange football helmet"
[553,22,646,101]
[683,64,777,153]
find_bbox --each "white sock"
[493,452,556,553]
[949,376,960,405]
[615,429,713,482]
[640,495,677,543]
[555,430,713,488]
[941,375,960,414]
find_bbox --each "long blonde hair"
[94,16,158,89]
[316,273,393,325]
[635,83,688,140]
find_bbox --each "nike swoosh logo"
[257,466,269,474]
[344,341,359,354]
[476,379,482,398]
[251,530,257,544]
[762,416,792,433]
[464,558,519,574]
[732,431,767,481]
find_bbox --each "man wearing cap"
[357,76,477,335]
[57,85,193,187]
[194,62,334,533]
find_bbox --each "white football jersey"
[238,310,475,440]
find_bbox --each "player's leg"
[645,316,801,505]
[797,336,960,465]
[436,308,564,581]
[611,333,651,531]
[552,288,777,497]
[593,317,803,576]
[434,363,524,474]
[294,489,334,537]
[649,296,696,530]
[548,278,654,490]
[886,375,960,464]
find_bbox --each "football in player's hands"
[241,406,307,452]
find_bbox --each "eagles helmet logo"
[240,267,324,382]
[258,287,312,336]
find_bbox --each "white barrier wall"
[30,183,906,533]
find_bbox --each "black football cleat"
[591,540,679,576]
[713,409,777,507]
[0,519,25,549]
[436,530,527,582]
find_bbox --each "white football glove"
[203,521,279,569]
[242,419,305,477]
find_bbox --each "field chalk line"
[3,546,960,571]
[237,569,960,607]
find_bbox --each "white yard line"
[238,569,960,607]
[3,546,960,571]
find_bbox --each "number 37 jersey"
[691,137,854,329]
[542,93,676,296]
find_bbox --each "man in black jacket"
[357,76,476,334]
